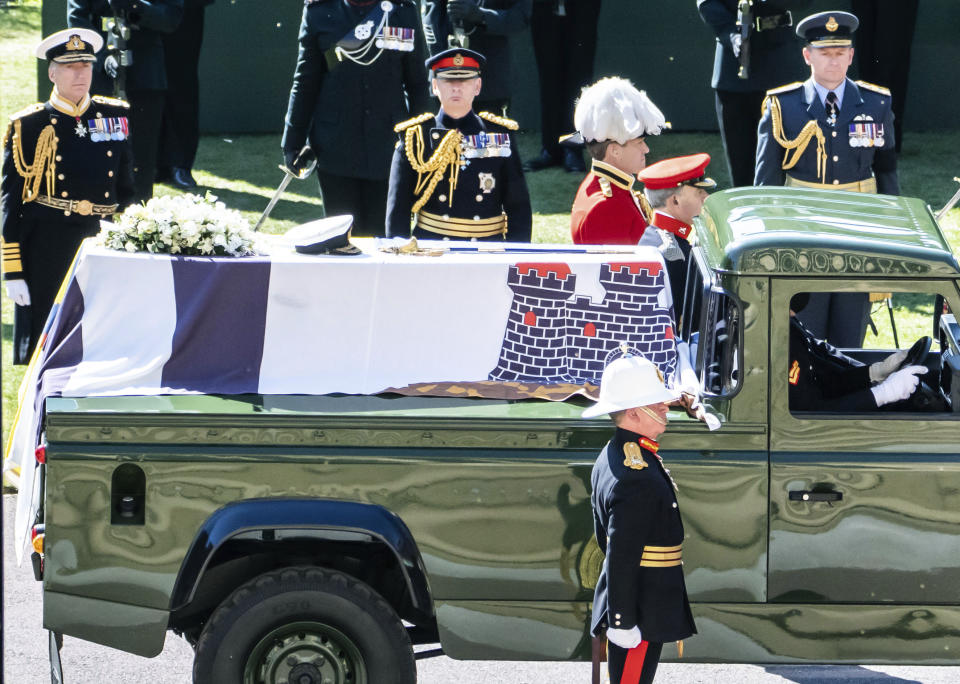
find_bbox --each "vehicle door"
[768,278,960,605]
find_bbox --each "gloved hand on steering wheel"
[871,365,927,407]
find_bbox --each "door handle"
[789,490,843,502]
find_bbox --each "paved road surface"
[4,495,958,683]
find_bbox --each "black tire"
[192,566,416,684]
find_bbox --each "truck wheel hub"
[246,621,364,684]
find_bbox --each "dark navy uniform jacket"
[385,108,532,240]
[421,0,531,103]
[755,77,899,195]
[788,315,876,411]
[590,427,697,643]
[282,0,430,181]
[68,0,184,94]
[2,96,136,362]
[698,0,810,93]
[2,97,136,274]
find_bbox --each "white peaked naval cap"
[574,77,666,145]
[582,354,679,418]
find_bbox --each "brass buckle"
[75,199,94,216]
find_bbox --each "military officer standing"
[2,29,135,364]
[584,352,697,684]
[421,0,531,115]
[637,153,716,325]
[157,0,216,190]
[282,0,429,238]
[68,0,184,204]
[755,10,896,347]
[697,0,810,187]
[386,48,532,241]
[570,77,666,245]
[754,10,898,194]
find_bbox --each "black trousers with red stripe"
[608,640,663,684]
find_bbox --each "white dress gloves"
[871,365,926,407]
[606,626,643,650]
[5,279,30,306]
[869,349,908,383]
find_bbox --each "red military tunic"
[571,160,649,245]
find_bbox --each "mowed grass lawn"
[2,0,960,463]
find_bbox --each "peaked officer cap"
[36,28,103,63]
[638,153,717,190]
[796,11,858,48]
[426,48,485,79]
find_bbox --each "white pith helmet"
[582,353,678,418]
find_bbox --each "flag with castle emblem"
[5,239,683,550]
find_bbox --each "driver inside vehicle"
[788,293,930,411]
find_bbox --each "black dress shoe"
[563,148,586,173]
[155,166,173,183]
[170,167,199,190]
[524,148,561,172]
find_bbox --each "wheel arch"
[169,498,434,628]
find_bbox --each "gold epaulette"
[8,103,44,121]
[766,81,803,96]
[394,112,433,133]
[479,111,519,131]
[856,80,891,96]
[92,94,131,108]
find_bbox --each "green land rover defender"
[25,188,960,682]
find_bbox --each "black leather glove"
[448,0,484,28]
[282,149,300,176]
[104,54,119,79]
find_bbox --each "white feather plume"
[574,77,666,144]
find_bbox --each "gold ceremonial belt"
[639,544,683,568]
[34,195,119,217]
[417,210,507,239]
[785,175,877,194]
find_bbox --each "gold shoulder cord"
[404,124,464,215]
[10,120,57,203]
[765,95,826,183]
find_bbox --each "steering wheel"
[899,336,932,370]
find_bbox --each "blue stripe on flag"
[35,277,87,411]
[161,257,271,393]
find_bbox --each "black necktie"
[825,91,838,126]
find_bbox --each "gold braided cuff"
[2,240,23,275]
[639,544,683,568]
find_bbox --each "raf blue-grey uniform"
[755,77,899,195]
[755,10,898,347]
